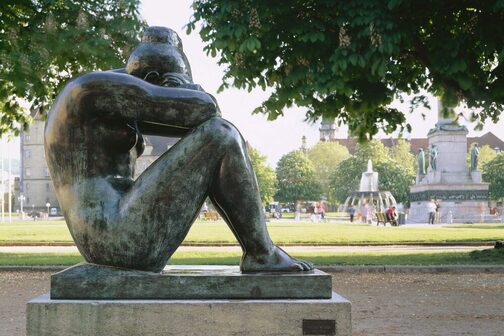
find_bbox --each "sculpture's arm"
[137,84,222,136]
[69,71,219,129]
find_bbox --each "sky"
[2,0,504,166]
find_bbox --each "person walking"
[428,200,437,224]
[348,206,356,223]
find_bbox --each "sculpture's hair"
[126,26,193,82]
[141,26,183,50]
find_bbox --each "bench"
[376,212,398,226]
[375,212,387,226]
[203,211,220,221]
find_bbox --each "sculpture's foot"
[240,245,314,273]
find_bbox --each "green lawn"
[1,249,502,266]
[1,220,502,244]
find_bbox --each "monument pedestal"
[27,265,351,336]
[409,184,489,223]
[409,126,489,223]
[27,292,351,336]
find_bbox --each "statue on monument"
[44,26,313,274]
[429,98,468,134]
[417,148,426,175]
[471,143,479,171]
[429,145,438,171]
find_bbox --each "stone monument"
[27,27,351,336]
[408,100,489,223]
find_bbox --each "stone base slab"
[409,182,489,223]
[408,200,488,223]
[50,264,332,300]
[27,292,351,336]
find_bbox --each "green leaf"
[349,54,358,66]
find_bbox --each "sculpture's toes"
[240,246,314,273]
[296,259,314,271]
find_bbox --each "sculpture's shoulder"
[47,71,126,123]
[44,71,106,145]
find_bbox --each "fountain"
[343,160,397,212]
[359,160,378,192]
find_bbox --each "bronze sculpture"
[45,26,313,274]
[471,143,479,171]
[429,145,438,171]
[417,148,425,176]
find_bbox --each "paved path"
[2,270,503,336]
[0,244,492,253]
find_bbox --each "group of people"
[347,202,376,224]
[347,203,398,226]
[347,203,375,224]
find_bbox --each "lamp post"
[46,202,51,217]
[18,194,26,219]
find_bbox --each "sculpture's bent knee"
[201,117,244,147]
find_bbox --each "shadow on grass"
[469,248,504,262]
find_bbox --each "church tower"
[319,118,338,141]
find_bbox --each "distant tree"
[482,153,504,200]
[247,146,277,205]
[353,140,390,166]
[329,156,362,203]
[190,1,504,140]
[306,141,349,200]
[467,144,497,171]
[0,0,145,136]
[275,150,320,203]
[389,139,416,175]
[374,161,415,205]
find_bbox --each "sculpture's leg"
[201,118,313,273]
[123,117,312,272]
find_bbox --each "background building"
[319,119,504,154]
[19,112,57,213]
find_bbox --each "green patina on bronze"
[45,26,313,274]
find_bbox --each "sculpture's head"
[126,26,193,86]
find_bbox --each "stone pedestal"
[409,185,488,223]
[27,293,351,336]
[471,171,482,183]
[27,265,352,336]
[409,127,489,223]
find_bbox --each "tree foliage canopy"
[275,150,321,203]
[482,153,504,200]
[247,145,277,205]
[374,160,415,205]
[389,138,416,175]
[306,141,349,200]
[190,1,504,140]
[0,0,145,136]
